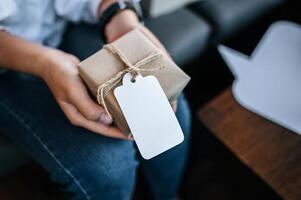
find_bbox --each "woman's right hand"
[0,31,126,139]
[37,48,128,139]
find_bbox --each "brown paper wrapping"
[78,29,190,134]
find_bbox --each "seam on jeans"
[0,101,91,200]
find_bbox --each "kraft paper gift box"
[78,29,190,134]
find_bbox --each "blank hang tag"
[114,73,184,159]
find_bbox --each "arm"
[99,0,166,49]
[0,29,127,139]
[0,0,175,140]
[0,31,49,76]
[101,0,177,110]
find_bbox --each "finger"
[171,100,178,112]
[66,53,80,64]
[68,79,112,124]
[60,101,128,140]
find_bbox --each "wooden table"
[198,88,301,200]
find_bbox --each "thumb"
[69,79,112,125]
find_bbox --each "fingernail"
[99,113,112,125]
[128,134,134,141]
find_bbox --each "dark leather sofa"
[189,0,286,41]
[0,0,287,179]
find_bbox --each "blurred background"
[0,0,300,199]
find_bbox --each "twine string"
[97,44,163,119]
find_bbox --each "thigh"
[0,72,138,200]
[140,95,192,200]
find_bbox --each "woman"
[0,0,191,199]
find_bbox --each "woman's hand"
[38,49,127,139]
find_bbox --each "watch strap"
[99,0,143,43]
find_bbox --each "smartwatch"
[99,0,143,43]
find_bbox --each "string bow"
[97,44,163,119]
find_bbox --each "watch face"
[129,0,143,18]
[118,0,127,9]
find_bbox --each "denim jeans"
[0,24,191,200]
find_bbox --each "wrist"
[105,9,140,43]
[34,48,57,79]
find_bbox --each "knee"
[53,140,138,200]
[83,141,138,199]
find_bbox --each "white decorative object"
[219,21,301,136]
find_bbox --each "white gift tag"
[114,73,184,159]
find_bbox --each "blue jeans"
[0,72,191,200]
[0,24,191,200]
